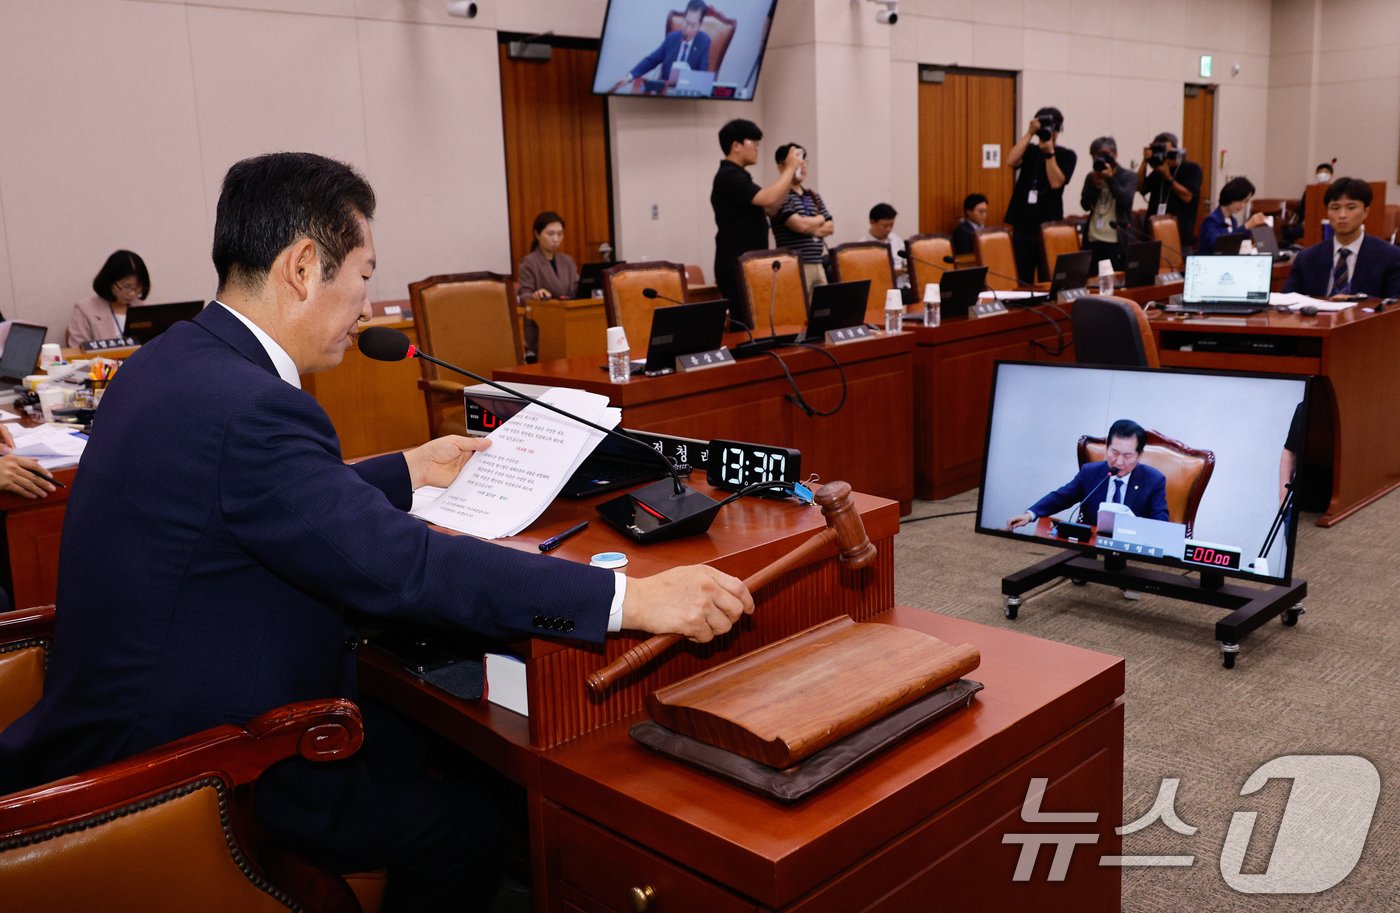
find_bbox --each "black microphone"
[731,261,796,358]
[358,326,723,537]
[1110,220,1185,265]
[767,258,781,338]
[641,287,685,306]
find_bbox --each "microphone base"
[595,479,723,543]
[731,334,798,359]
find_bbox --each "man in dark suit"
[1007,419,1170,530]
[0,152,751,911]
[612,0,712,90]
[1283,177,1400,299]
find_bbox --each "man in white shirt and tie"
[1007,419,1170,531]
[1283,177,1400,299]
[613,0,712,92]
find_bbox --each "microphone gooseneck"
[767,259,781,338]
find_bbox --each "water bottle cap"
[606,326,629,354]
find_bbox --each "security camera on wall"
[447,1,478,18]
[863,0,898,25]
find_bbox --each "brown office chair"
[737,249,808,331]
[905,234,952,298]
[1384,204,1399,244]
[1077,431,1215,537]
[830,241,896,322]
[666,5,738,74]
[973,227,1020,291]
[1147,215,1184,273]
[0,605,376,913]
[684,264,707,287]
[602,260,688,355]
[1040,221,1082,279]
[1070,295,1160,368]
[408,272,522,438]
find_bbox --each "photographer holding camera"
[1005,106,1076,282]
[1137,131,1203,249]
[1079,136,1137,269]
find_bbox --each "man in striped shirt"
[769,143,834,301]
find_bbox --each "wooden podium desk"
[1149,302,1400,526]
[0,465,77,609]
[360,487,1125,912]
[911,305,1074,500]
[494,331,916,512]
[531,285,742,363]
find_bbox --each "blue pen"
[539,520,589,552]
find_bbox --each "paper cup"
[38,386,67,422]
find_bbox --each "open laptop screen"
[0,323,47,383]
[1183,255,1273,303]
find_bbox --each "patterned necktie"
[1332,248,1352,296]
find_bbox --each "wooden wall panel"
[499,44,613,275]
[919,71,1015,235]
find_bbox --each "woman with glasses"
[66,250,150,348]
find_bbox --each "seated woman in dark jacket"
[1198,177,1269,254]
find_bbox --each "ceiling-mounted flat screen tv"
[592,0,779,100]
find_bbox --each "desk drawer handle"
[629,884,655,912]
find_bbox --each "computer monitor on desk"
[125,300,205,344]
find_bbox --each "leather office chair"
[830,241,896,322]
[1077,432,1215,537]
[1148,215,1184,273]
[408,272,522,438]
[1071,295,1160,368]
[737,249,808,331]
[1040,221,1082,278]
[684,264,707,287]
[905,234,952,299]
[602,260,688,355]
[666,5,738,73]
[973,227,1020,291]
[0,606,380,913]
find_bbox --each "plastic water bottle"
[1097,259,1115,295]
[606,326,631,384]
[884,289,904,334]
[922,283,941,327]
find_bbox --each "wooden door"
[918,69,1016,234]
[499,41,614,272]
[1183,84,1216,207]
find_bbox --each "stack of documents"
[412,387,617,539]
[1269,292,1355,312]
[7,424,87,470]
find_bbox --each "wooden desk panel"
[494,332,917,511]
[530,297,607,362]
[0,467,77,609]
[911,306,1074,500]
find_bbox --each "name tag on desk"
[675,347,734,372]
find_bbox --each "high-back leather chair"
[905,234,952,299]
[830,241,896,322]
[1077,431,1215,537]
[738,249,807,331]
[1148,215,1184,273]
[409,272,521,438]
[974,227,1019,291]
[1070,295,1160,368]
[666,5,738,73]
[1040,221,1082,278]
[602,261,688,355]
[0,605,377,913]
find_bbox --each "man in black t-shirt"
[1004,107,1077,283]
[1137,132,1203,250]
[711,119,801,319]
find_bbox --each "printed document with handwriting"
[412,387,618,539]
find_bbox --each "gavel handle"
[585,528,839,695]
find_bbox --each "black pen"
[26,467,67,489]
[538,520,588,552]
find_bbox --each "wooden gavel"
[585,481,876,695]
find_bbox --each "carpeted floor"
[892,487,1400,911]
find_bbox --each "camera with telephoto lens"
[1033,108,1061,142]
[1147,142,1181,168]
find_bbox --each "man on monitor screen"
[611,0,712,91]
[1007,419,1169,530]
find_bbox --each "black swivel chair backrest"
[1070,296,1161,368]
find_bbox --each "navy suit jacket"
[1197,207,1246,254]
[1283,234,1400,298]
[0,304,614,792]
[1030,461,1170,525]
[630,28,712,82]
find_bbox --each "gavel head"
[814,481,877,569]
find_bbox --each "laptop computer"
[938,266,989,319]
[1250,225,1283,256]
[801,280,870,341]
[1122,241,1162,288]
[575,261,620,300]
[125,300,205,344]
[1165,254,1274,315]
[1212,232,1247,255]
[0,322,48,385]
[630,299,729,376]
[1047,250,1094,297]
